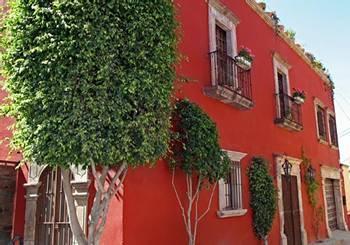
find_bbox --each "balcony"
[204,51,253,110]
[275,93,303,131]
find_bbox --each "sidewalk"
[311,230,350,245]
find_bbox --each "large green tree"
[169,100,231,245]
[1,0,177,244]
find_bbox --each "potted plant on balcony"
[236,46,254,70]
[292,89,306,104]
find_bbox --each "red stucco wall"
[121,0,338,244]
[7,0,341,244]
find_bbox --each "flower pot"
[258,2,266,11]
[293,96,305,104]
[235,56,252,70]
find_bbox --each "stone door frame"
[321,166,348,238]
[275,154,307,245]
[24,164,89,245]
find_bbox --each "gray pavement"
[311,230,350,245]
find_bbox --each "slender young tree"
[1,0,177,244]
[168,100,231,245]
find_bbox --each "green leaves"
[1,0,178,168]
[248,157,277,240]
[168,100,231,183]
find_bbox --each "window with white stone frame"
[222,161,242,210]
[314,98,328,144]
[208,0,239,86]
[218,150,247,218]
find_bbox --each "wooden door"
[35,167,73,245]
[282,175,302,245]
[325,179,338,231]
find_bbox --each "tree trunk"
[263,236,268,245]
[62,163,127,245]
[172,172,217,245]
[188,236,194,245]
[61,168,88,245]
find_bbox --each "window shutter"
[329,115,338,146]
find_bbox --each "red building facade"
[3,0,347,244]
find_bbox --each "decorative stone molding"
[217,209,247,218]
[273,52,292,70]
[320,166,348,237]
[275,154,307,245]
[204,86,254,110]
[208,0,240,26]
[314,97,329,143]
[71,180,90,234]
[23,183,41,245]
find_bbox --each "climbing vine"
[248,157,277,245]
[301,149,324,240]
[301,150,319,208]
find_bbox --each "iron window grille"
[223,161,242,210]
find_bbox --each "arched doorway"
[35,167,73,245]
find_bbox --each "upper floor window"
[218,150,247,218]
[204,0,253,110]
[316,105,327,141]
[273,54,302,131]
[328,114,338,147]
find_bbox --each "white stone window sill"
[330,144,339,150]
[318,138,328,146]
[217,209,247,218]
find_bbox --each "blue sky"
[264,0,350,163]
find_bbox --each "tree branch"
[193,179,202,245]
[186,174,193,244]
[94,164,128,244]
[110,167,128,197]
[198,182,217,222]
[88,165,109,244]
[106,162,127,194]
[91,161,105,194]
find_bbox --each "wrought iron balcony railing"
[210,51,252,101]
[276,93,303,129]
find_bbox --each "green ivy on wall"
[248,157,277,244]
[301,150,320,208]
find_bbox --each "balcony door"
[278,71,290,118]
[216,25,231,87]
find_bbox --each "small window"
[329,115,338,147]
[317,106,327,140]
[222,161,242,210]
